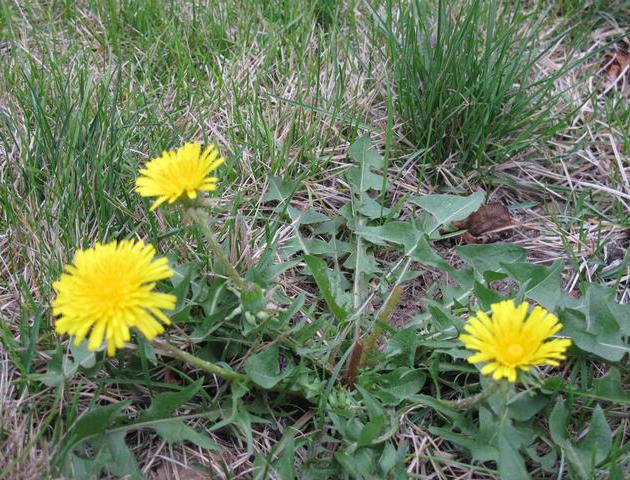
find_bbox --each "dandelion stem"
[154,339,248,383]
[187,208,247,290]
[442,381,502,410]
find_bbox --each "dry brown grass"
[0,349,52,479]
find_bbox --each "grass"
[0,0,628,478]
[372,0,601,175]
[0,0,363,291]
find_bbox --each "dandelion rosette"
[459,299,571,382]
[53,240,176,356]
[135,142,224,211]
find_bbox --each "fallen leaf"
[603,50,629,88]
[163,369,180,385]
[452,203,511,237]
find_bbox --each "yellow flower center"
[502,343,525,365]
[78,253,142,313]
[95,273,131,311]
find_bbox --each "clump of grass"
[374,0,585,174]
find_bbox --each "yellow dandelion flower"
[53,240,176,356]
[135,142,224,211]
[459,299,571,382]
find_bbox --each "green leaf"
[425,302,465,335]
[274,434,296,480]
[241,282,267,314]
[576,405,612,465]
[372,368,425,405]
[543,374,630,405]
[30,348,70,387]
[303,254,349,321]
[132,379,219,448]
[57,401,130,467]
[457,243,527,274]
[355,222,420,251]
[610,301,630,336]
[191,280,230,342]
[153,420,218,450]
[410,191,485,227]
[411,394,474,433]
[357,193,391,219]
[104,431,143,479]
[287,206,329,225]
[408,234,453,271]
[578,284,629,361]
[68,340,95,369]
[33,340,102,387]
[299,237,351,257]
[549,399,612,480]
[346,136,385,193]
[342,250,381,275]
[378,442,398,475]
[498,421,530,480]
[503,261,565,309]
[355,222,454,272]
[473,281,506,310]
[244,346,290,389]
[65,431,143,480]
[586,285,623,335]
[170,263,195,310]
[549,400,571,447]
[356,385,387,421]
[262,176,298,203]
[139,380,202,421]
[357,416,386,447]
[526,446,557,473]
[428,427,497,462]
[593,368,630,404]
[560,308,628,362]
[73,402,128,443]
[58,383,221,472]
[66,454,93,478]
[335,451,364,479]
[506,391,548,422]
[385,327,418,366]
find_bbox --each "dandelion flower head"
[53,240,176,356]
[459,299,571,382]
[135,142,224,211]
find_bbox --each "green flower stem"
[154,339,248,383]
[442,381,502,410]
[187,207,247,290]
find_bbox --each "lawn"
[0,0,628,478]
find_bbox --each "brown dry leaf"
[163,369,180,385]
[452,203,512,237]
[603,50,630,87]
